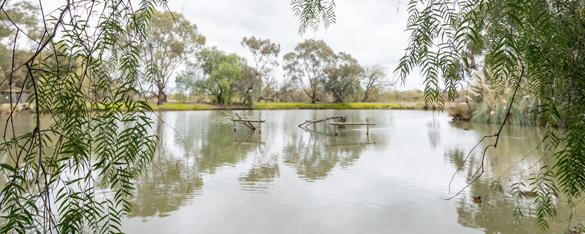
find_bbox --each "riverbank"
[1,102,434,113]
[150,102,426,111]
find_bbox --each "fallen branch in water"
[298,116,345,129]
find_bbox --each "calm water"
[119,110,581,234]
[1,110,581,233]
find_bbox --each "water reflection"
[282,131,364,181]
[128,117,203,218]
[445,122,584,233]
[4,110,582,233]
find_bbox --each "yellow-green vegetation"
[253,102,403,110]
[150,103,213,111]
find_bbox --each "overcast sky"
[166,0,423,91]
[42,0,423,91]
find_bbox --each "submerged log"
[222,111,264,132]
[329,122,376,136]
[298,116,345,129]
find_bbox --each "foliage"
[240,36,281,103]
[290,0,336,34]
[0,0,38,40]
[361,65,388,102]
[236,64,261,106]
[0,0,161,232]
[143,10,205,105]
[282,39,336,104]
[150,103,213,111]
[292,0,585,229]
[468,70,539,125]
[253,102,403,110]
[177,47,247,104]
[0,0,38,92]
[323,52,364,103]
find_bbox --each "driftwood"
[298,116,345,129]
[221,111,264,132]
[329,122,376,136]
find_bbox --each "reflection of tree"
[195,119,257,174]
[129,116,202,218]
[128,156,203,218]
[283,130,366,180]
[239,154,280,191]
[426,119,441,150]
[445,123,585,233]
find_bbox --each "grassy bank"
[149,102,405,111]
[1,102,418,114]
[149,103,214,111]
[252,102,404,110]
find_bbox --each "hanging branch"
[446,60,525,200]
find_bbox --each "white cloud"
[167,0,423,91]
[39,0,424,91]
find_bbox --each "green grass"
[253,102,403,110]
[150,103,213,111]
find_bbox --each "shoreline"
[149,102,432,111]
[1,102,442,114]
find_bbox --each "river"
[0,109,580,233]
[117,110,580,233]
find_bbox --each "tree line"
[0,8,398,107]
[141,11,390,106]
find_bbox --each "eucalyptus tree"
[282,39,336,104]
[0,0,38,39]
[240,36,281,103]
[0,0,39,92]
[144,10,205,105]
[323,52,363,103]
[0,0,162,232]
[361,65,388,102]
[177,47,247,104]
[291,0,585,230]
[237,65,261,106]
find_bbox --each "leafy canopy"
[177,47,247,104]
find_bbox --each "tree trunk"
[362,92,369,102]
[157,87,165,105]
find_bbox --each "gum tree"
[144,10,205,105]
[282,39,335,104]
[240,36,281,103]
[323,52,363,103]
[361,65,387,102]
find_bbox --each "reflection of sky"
[122,110,574,234]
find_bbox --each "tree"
[237,65,261,107]
[0,0,39,95]
[0,0,39,40]
[323,52,363,103]
[361,65,387,102]
[292,0,585,230]
[177,47,247,104]
[283,39,336,103]
[240,36,281,104]
[0,0,159,233]
[144,10,205,105]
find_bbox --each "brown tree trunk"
[157,87,165,105]
[362,92,369,102]
[310,88,317,104]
